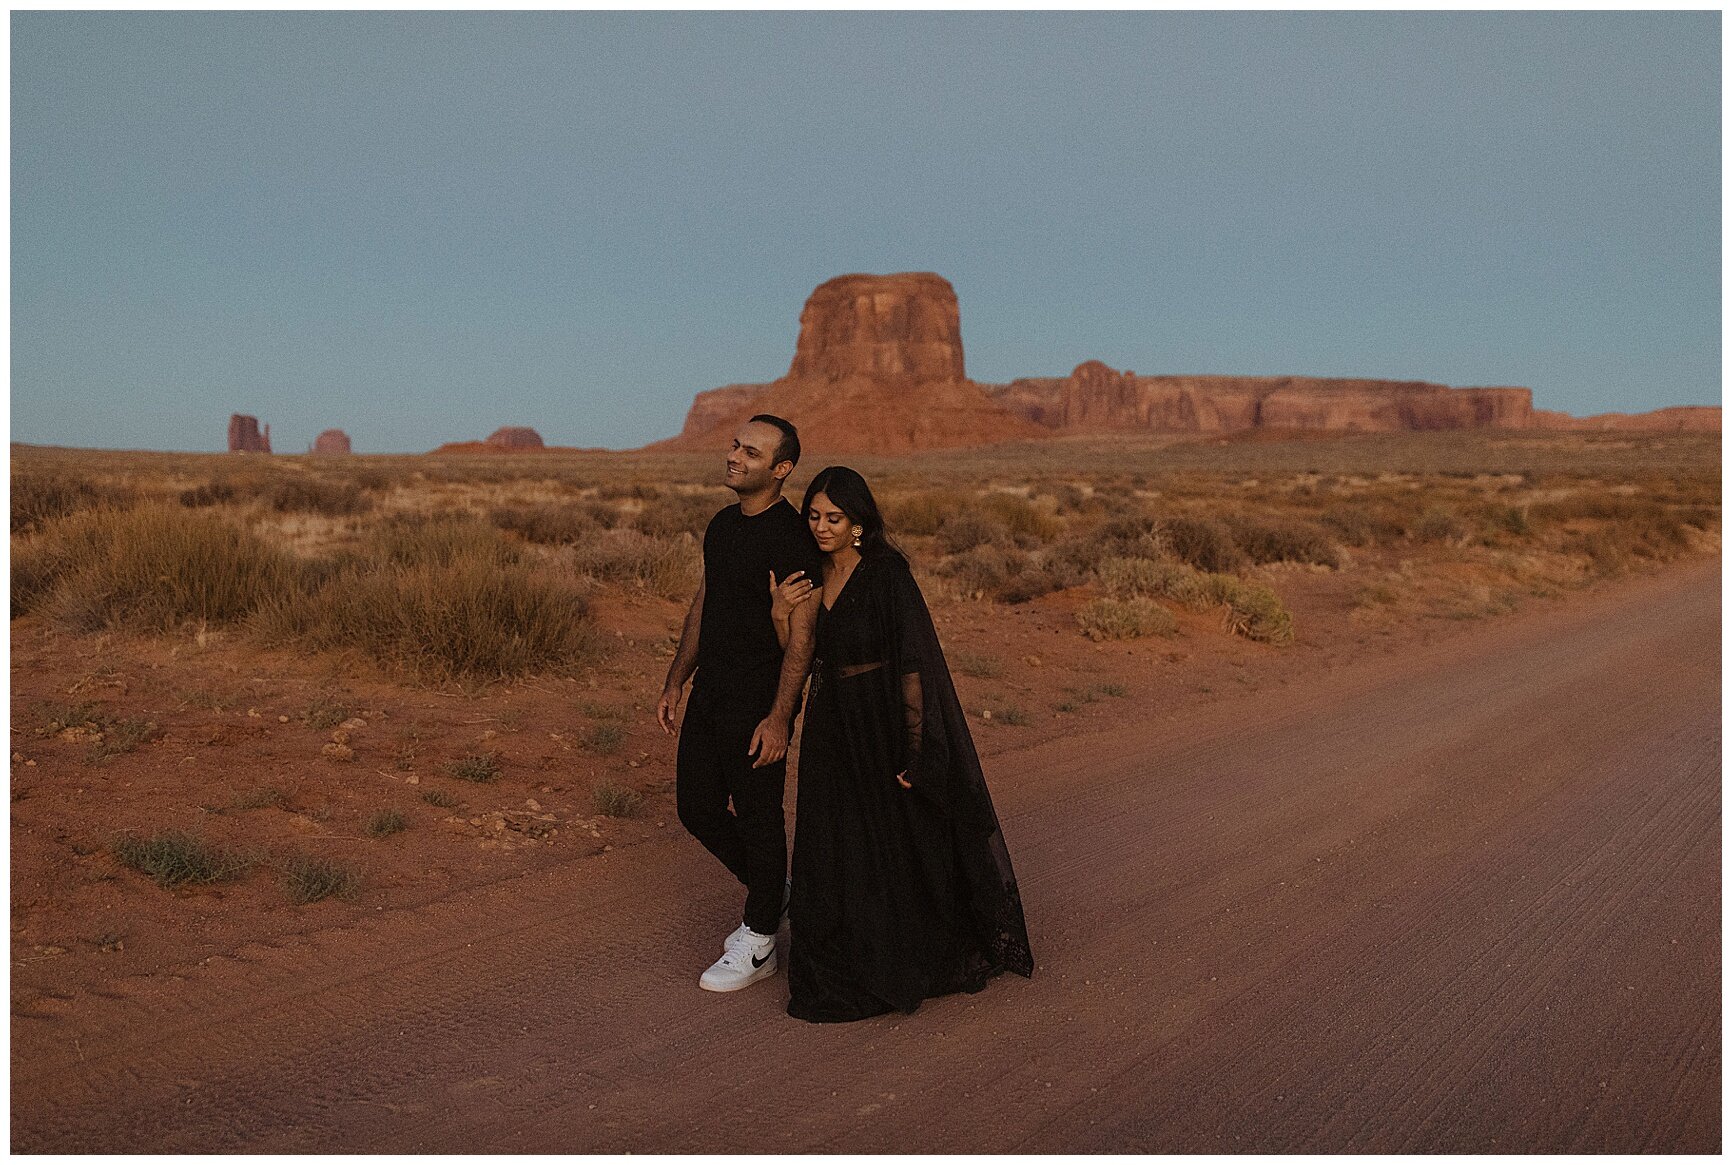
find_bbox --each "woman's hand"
[770,570,815,623]
[894,770,912,789]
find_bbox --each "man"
[657,414,822,992]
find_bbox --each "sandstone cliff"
[988,361,1536,434]
[653,273,1045,455]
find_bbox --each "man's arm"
[748,593,818,768]
[657,574,705,735]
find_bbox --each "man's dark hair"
[749,414,801,469]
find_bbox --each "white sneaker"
[700,929,777,992]
[719,879,793,953]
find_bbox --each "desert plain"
[8,427,1721,1151]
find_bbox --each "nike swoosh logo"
[752,952,772,968]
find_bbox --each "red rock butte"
[310,429,352,455]
[651,272,1045,455]
[227,414,271,454]
[656,274,1718,453]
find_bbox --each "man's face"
[724,421,789,495]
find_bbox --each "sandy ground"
[10,556,1718,1152]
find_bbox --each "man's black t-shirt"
[688,497,824,731]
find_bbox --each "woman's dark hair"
[801,465,905,563]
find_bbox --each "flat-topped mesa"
[228,414,271,453]
[1531,405,1720,433]
[654,272,1044,454]
[989,362,1536,433]
[485,426,545,451]
[787,272,968,384]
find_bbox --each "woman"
[770,466,1033,1023]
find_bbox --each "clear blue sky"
[12,11,1721,453]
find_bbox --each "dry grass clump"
[279,853,361,904]
[592,780,644,818]
[1096,554,1293,644]
[1160,515,1246,574]
[568,528,700,600]
[1076,597,1177,641]
[12,474,135,533]
[1411,506,1467,544]
[86,716,161,764]
[631,491,726,538]
[254,556,596,680]
[885,490,966,536]
[1318,503,1408,547]
[268,476,373,516]
[111,831,251,889]
[365,809,408,838]
[18,503,302,631]
[444,752,502,783]
[1225,515,1342,568]
[375,514,520,568]
[489,502,605,544]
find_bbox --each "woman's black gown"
[788,552,1033,1023]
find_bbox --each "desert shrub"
[1076,597,1177,642]
[1319,504,1405,547]
[633,492,726,538]
[1482,504,1532,538]
[229,787,286,812]
[995,566,1068,604]
[35,700,107,735]
[444,752,501,783]
[489,503,601,545]
[936,510,1007,554]
[1098,555,1190,601]
[365,809,407,838]
[32,503,303,633]
[178,480,240,508]
[569,529,700,600]
[885,490,966,536]
[1226,516,1342,568]
[253,558,597,680]
[1159,516,1245,573]
[12,474,133,533]
[375,514,519,569]
[1411,506,1466,543]
[582,723,625,755]
[280,854,360,904]
[300,693,353,729]
[977,493,1063,547]
[592,780,644,818]
[936,544,1019,598]
[952,651,1005,679]
[87,716,160,764]
[421,789,460,809]
[111,831,251,889]
[1220,580,1295,644]
[269,476,372,516]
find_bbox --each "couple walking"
[656,414,1034,1023]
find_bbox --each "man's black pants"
[676,708,787,936]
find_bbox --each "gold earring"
[851,527,863,548]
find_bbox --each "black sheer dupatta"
[870,554,1035,979]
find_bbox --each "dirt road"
[12,561,1720,1152]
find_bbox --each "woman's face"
[806,490,853,554]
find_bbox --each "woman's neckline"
[822,553,866,611]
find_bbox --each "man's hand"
[747,715,789,768]
[656,683,685,736]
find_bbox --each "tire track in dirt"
[11,561,1719,1152]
